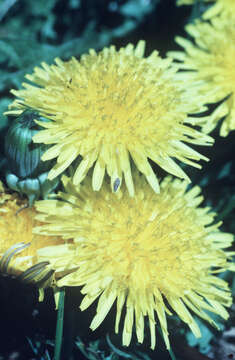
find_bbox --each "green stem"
[54,288,65,360]
[168,347,177,360]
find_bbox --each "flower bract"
[168,17,235,136]
[7,41,213,196]
[33,172,234,350]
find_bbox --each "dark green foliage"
[0,0,160,91]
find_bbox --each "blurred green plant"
[75,334,155,360]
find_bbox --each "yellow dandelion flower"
[33,173,234,350]
[176,0,235,19]
[168,17,235,136]
[0,181,74,288]
[6,41,213,196]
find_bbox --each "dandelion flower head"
[34,172,234,350]
[7,41,213,196]
[168,17,235,136]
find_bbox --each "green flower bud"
[4,110,59,206]
[5,110,51,178]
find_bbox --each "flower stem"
[54,288,65,360]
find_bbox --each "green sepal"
[18,178,40,206]
[38,172,60,199]
[5,172,19,191]
[5,170,60,206]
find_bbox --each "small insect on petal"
[113,178,120,192]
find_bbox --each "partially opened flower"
[176,0,235,19]
[33,172,234,350]
[168,17,235,136]
[6,41,213,196]
[0,181,74,291]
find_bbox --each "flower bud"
[4,110,59,205]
